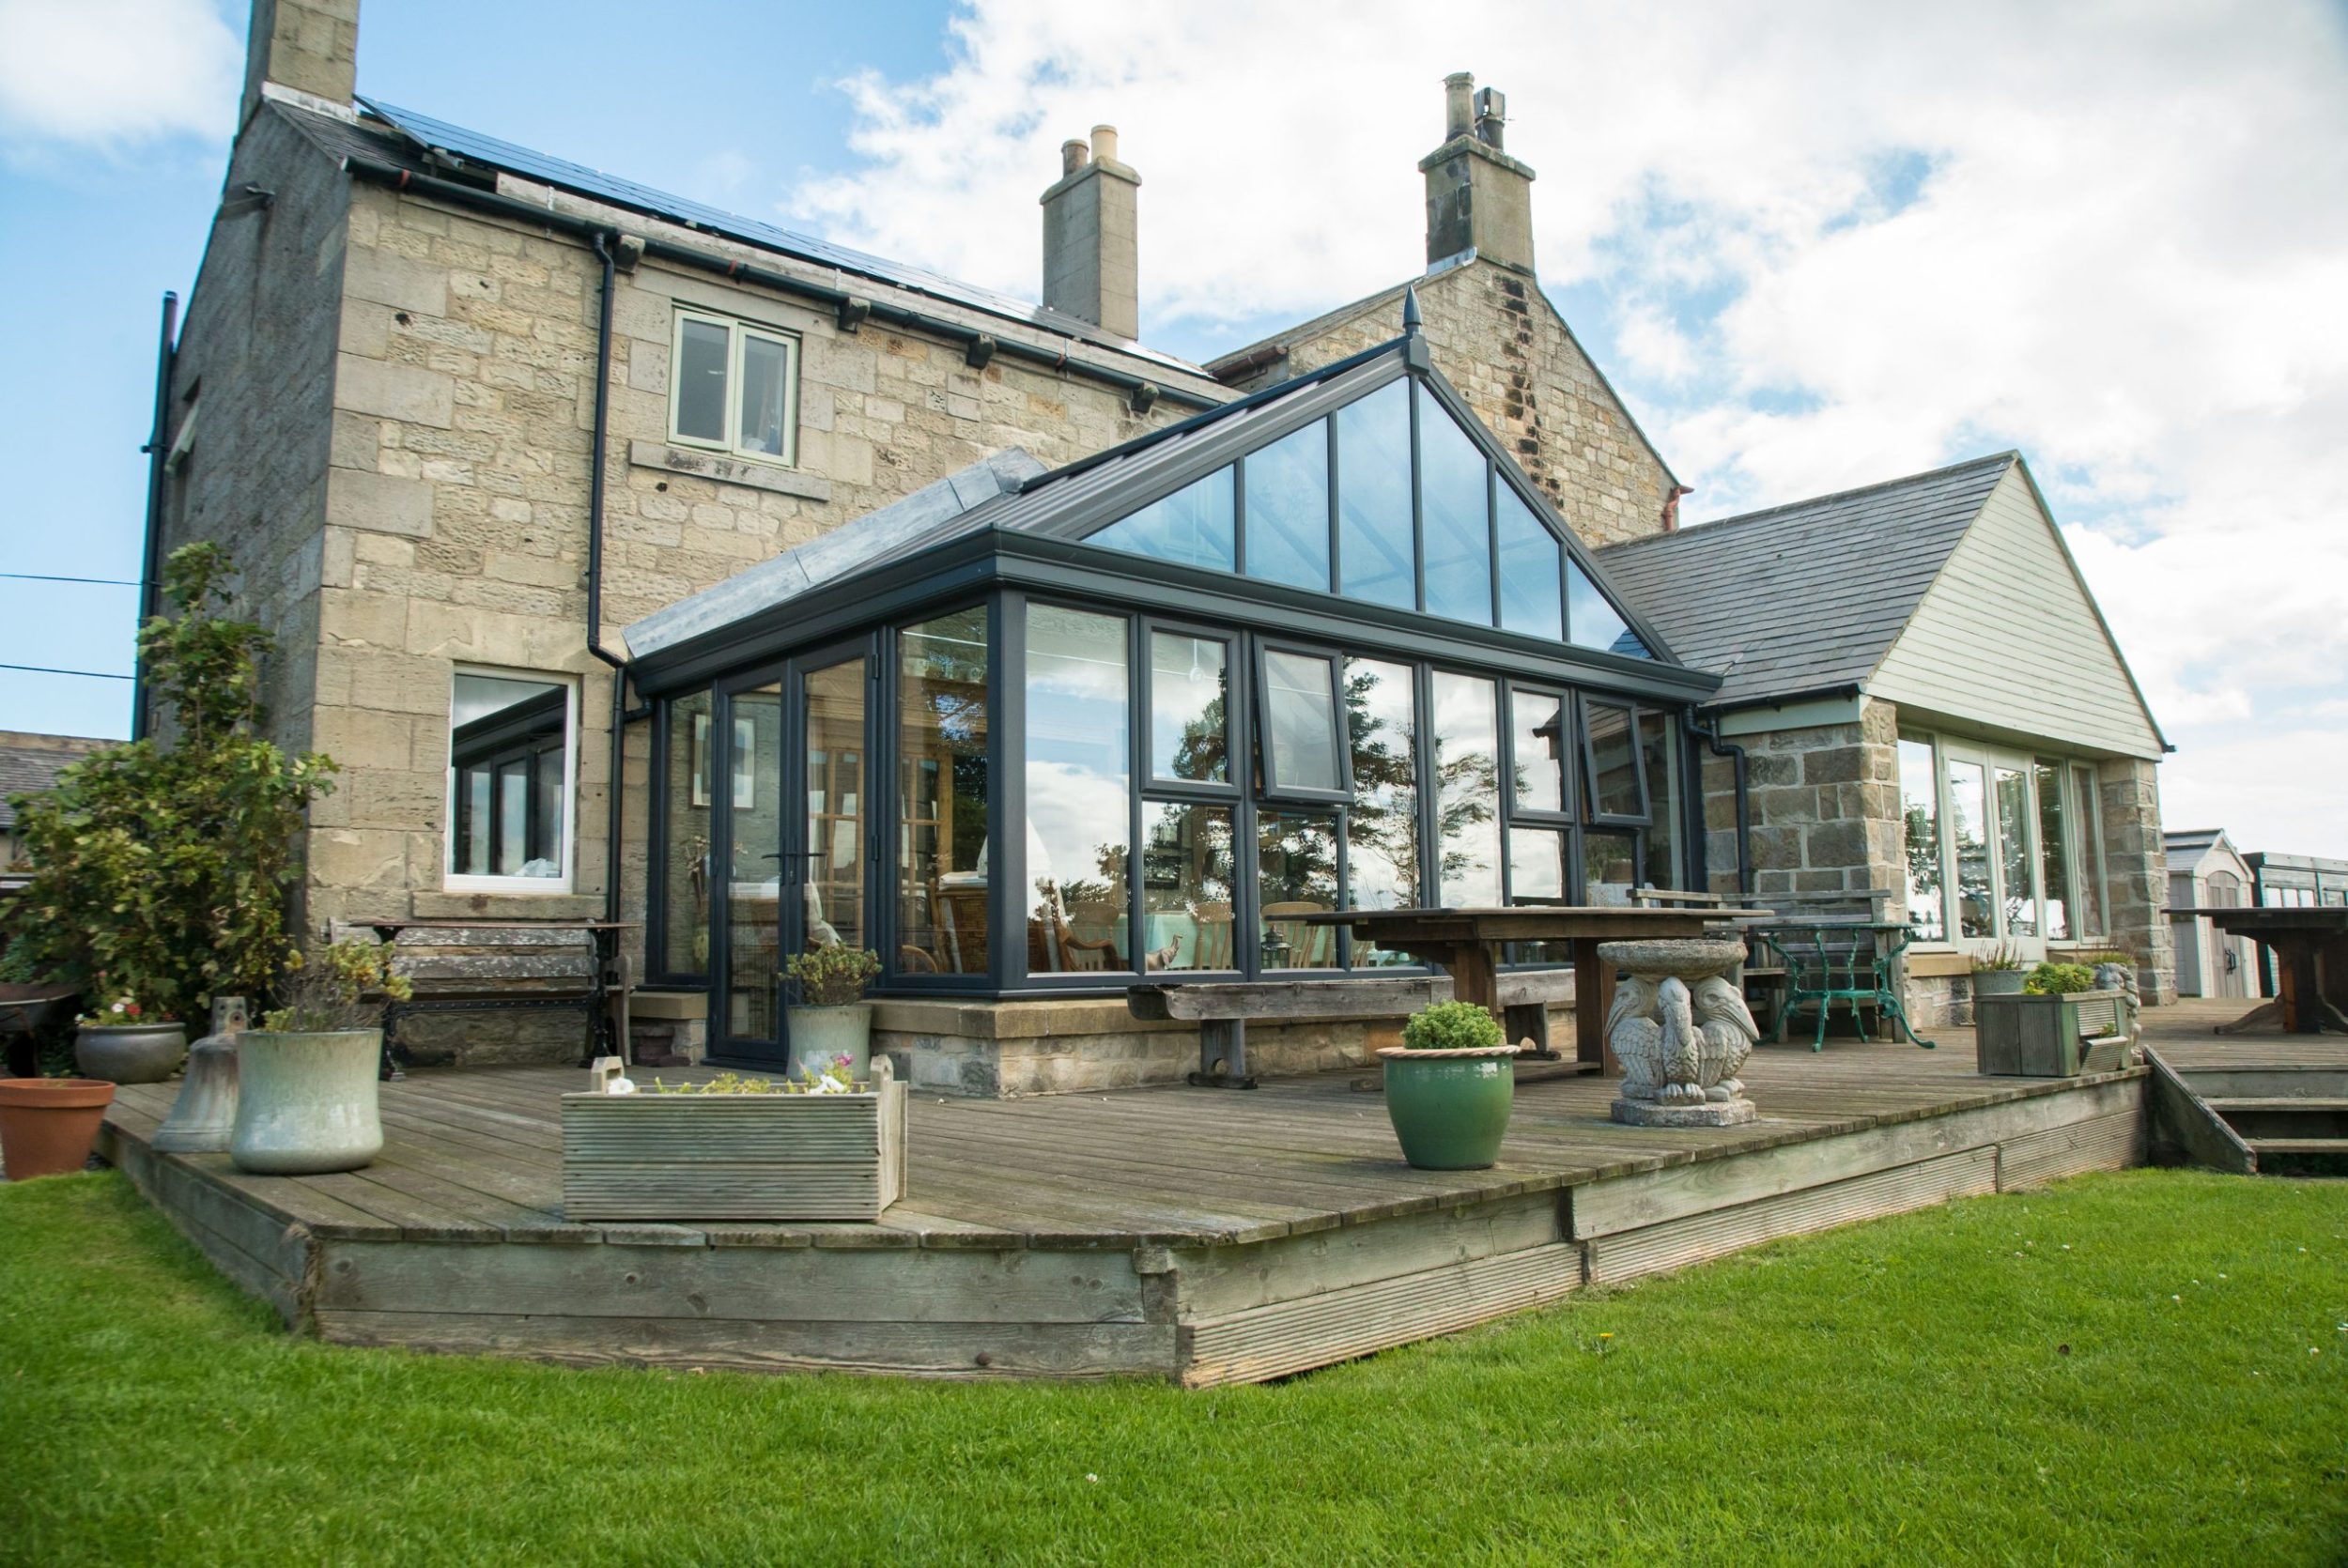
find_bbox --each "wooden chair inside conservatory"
[1261,900,1336,969]
[1191,901,1236,971]
[932,879,990,976]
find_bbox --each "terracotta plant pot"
[230,1029,383,1175]
[74,1022,188,1084]
[0,1077,116,1180]
[1377,1045,1517,1170]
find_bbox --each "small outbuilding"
[2164,828,2262,1001]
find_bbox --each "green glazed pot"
[1379,1046,1517,1170]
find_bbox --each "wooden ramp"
[99,1029,2147,1387]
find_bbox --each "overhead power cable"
[0,573,149,587]
[0,662,134,681]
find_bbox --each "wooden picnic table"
[1302,905,1774,1076]
[2170,905,2348,1036]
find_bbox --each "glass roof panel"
[1243,420,1332,592]
[1495,483,1563,640]
[1092,467,1235,573]
[1417,389,1493,625]
[1336,380,1414,610]
[1568,558,1645,657]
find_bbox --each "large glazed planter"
[1377,1046,1517,1170]
[0,1077,116,1180]
[73,1022,188,1085]
[229,1030,383,1174]
[1971,969,2029,999]
[563,1058,907,1221]
[785,1003,873,1083]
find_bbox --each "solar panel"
[356,98,1201,376]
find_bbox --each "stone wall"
[1222,259,1676,549]
[1723,699,1905,910]
[2098,756,2177,1005]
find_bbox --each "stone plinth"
[1603,938,1763,1129]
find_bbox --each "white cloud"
[0,0,239,148]
[811,1,2348,854]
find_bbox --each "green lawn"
[2,1170,2343,1565]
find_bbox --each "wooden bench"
[333,920,632,1080]
[1128,971,1577,1089]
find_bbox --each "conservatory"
[623,324,1722,1068]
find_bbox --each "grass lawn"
[2,1169,2344,1565]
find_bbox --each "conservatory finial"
[1402,285,1423,337]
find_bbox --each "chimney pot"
[1443,72,1475,141]
[1061,139,1090,177]
[1090,124,1120,164]
[1474,86,1506,150]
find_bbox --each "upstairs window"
[670,309,800,466]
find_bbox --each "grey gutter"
[340,157,1222,414]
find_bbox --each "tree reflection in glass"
[1258,807,1339,969]
[1345,656,1420,964]
[1432,671,1501,906]
[1025,606,1131,973]
[1141,802,1235,972]
[1898,737,1943,940]
[1947,759,1993,938]
[1149,631,1228,784]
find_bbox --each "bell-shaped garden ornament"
[151,995,247,1154]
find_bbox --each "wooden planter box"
[1975,990,2124,1078]
[562,1068,906,1222]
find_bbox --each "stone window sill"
[630,439,832,502]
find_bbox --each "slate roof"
[270,99,1205,378]
[1596,453,2017,710]
[0,735,110,832]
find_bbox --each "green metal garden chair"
[1752,921,1933,1051]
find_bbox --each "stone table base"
[1611,1097,1757,1128]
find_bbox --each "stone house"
[1599,453,2175,1022]
[142,0,2172,1082]
[0,732,114,893]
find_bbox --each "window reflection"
[1495,484,1562,640]
[1259,807,1339,968]
[1026,607,1131,974]
[1995,764,2036,937]
[449,671,569,882]
[1092,468,1236,573]
[1638,711,1679,890]
[1584,829,1639,906]
[1947,759,1993,938]
[899,608,989,976]
[1150,632,1228,784]
[1263,649,1341,793]
[1568,560,1632,654]
[1583,700,1644,820]
[1432,671,1502,906]
[1510,689,1568,816]
[803,659,867,950]
[1345,657,1420,961]
[1244,421,1331,592]
[663,690,713,974]
[1142,803,1236,972]
[1417,388,1492,625]
[2035,760,2070,942]
[1898,736,1944,941]
[1336,380,1414,609]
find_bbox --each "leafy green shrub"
[782,945,881,1007]
[8,545,336,1022]
[1401,1000,1506,1051]
[259,941,413,1033]
[2023,961,2097,995]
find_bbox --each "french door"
[1940,743,2072,957]
[709,638,873,1068]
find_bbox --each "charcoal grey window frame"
[1577,693,1651,829]
[1253,638,1353,806]
[1501,681,1578,829]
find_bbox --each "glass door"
[799,650,870,956]
[716,674,785,1063]
[1942,743,2047,959]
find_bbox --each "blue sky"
[3,0,2344,854]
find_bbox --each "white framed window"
[669,309,800,466]
[1900,729,2108,950]
[445,668,579,894]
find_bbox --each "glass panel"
[1583,700,1644,820]
[727,683,783,1038]
[1345,658,1421,958]
[804,660,867,950]
[1092,468,1235,573]
[1639,711,1679,891]
[1244,420,1331,592]
[1262,648,1341,793]
[2035,761,2071,943]
[899,609,990,976]
[448,672,568,880]
[1432,671,1502,906]
[1509,825,1567,901]
[1995,764,2036,938]
[1149,631,1228,784]
[1495,484,1563,640]
[1258,807,1339,969]
[1025,607,1131,974]
[2071,764,2105,934]
[1947,758,1993,939]
[1336,379,1414,609]
[676,316,729,443]
[1141,803,1236,972]
[1510,689,1567,815]
[1897,736,1944,941]
[737,331,792,458]
[1567,560,1636,655]
[1584,829,1640,906]
[1417,388,1492,625]
[663,692,714,974]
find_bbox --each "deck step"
[2204,1098,2348,1114]
[2246,1136,2348,1177]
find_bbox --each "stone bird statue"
[1689,975,1760,1102]
[1612,975,1704,1103]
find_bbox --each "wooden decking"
[93,1014,2217,1387]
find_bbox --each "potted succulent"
[1969,942,2029,998]
[231,940,411,1175]
[781,944,883,1084]
[72,992,187,1085]
[1377,1000,1517,1170]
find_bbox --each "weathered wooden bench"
[1128,971,1577,1089]
[333,920,632,1080]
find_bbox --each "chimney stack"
[1040,125,1141,340]
[1419,72,1537,274]
[240,0,360,130]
